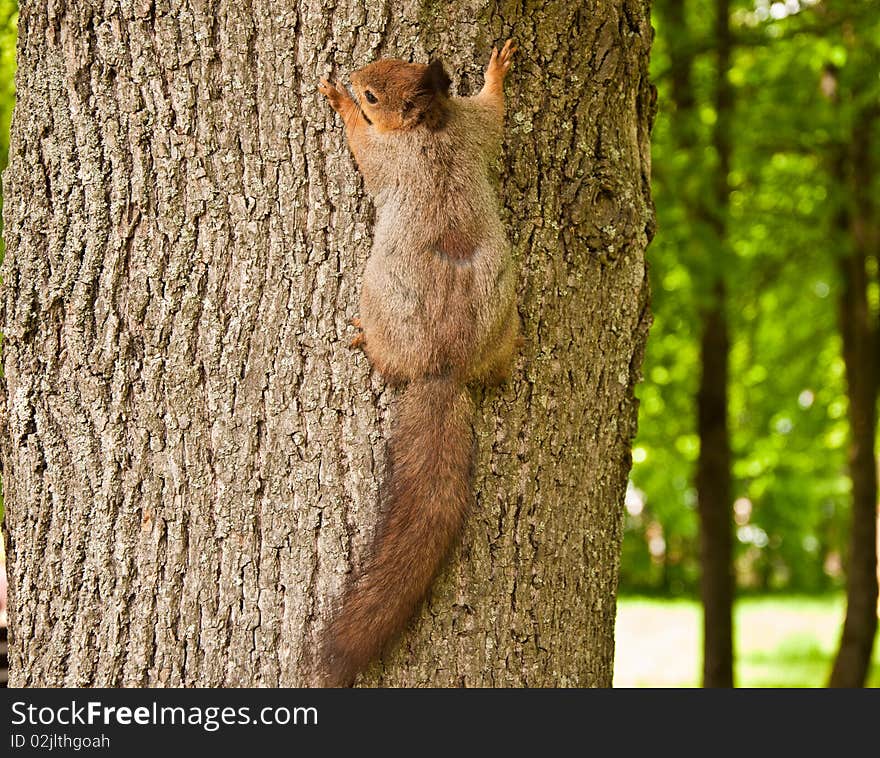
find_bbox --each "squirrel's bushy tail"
[323,376,474,686]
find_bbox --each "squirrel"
[318,40,520,686]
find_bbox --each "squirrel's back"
[319,45,521,685]
[363,97,504,243]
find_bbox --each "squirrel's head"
[350,58,451,132]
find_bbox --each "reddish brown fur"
[352,59,450,132]
[319,41,519,686]
[323,378,474,686]
[437,229,477,261]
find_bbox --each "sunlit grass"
[614,595,880,688]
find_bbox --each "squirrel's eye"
[364,90,377,104]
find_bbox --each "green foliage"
[623,0,880,594]
[0,1,14,522]
[0,0,15,176]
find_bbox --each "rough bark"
[829,107,878,688]
[0,0,654,687]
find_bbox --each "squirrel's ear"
[422,59,451,96]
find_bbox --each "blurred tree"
[823,17,879,687]
[722,0,860,598]
[0,0,17,268]
[629,0,877,600]
[0,0,17,526]
[627,0,879,689]
[0,0,15,173]
[650,0,735,687]
[694,0,735,689]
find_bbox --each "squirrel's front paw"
[486,39,517,81]
[319,78,352,113]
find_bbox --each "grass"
[613,595,880,688]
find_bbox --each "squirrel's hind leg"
[475,312,521,386]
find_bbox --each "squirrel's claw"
[486,39,517,81]
[320,78,352,114]
[498,39,517,69]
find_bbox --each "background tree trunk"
[696,282,733,687]
[828,106,878,688]
[660,0,734,688]
[0,0,653,687]
[694,0,734,688]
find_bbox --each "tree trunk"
[658,0,735,686]
[829,107,878,688]
[0,0,654,687]
[695,0,734,688]
[696,282,734,688]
